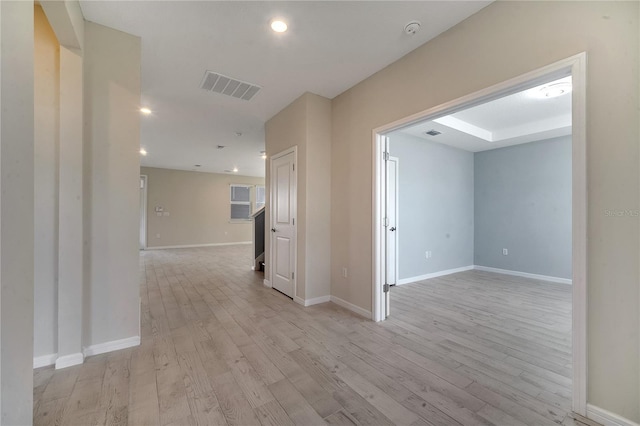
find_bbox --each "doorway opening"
[139,175,148,250]
[372,53,587,415]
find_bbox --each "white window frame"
[230,184,252,222]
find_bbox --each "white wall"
[0,1,35,423]
[83,21,141,347]
[34,4,60,360]
[265,92,332,303]
[389,132,474,280]
[141,167,264,248]
[330,1,638,421]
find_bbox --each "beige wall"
[142,167,264,248]
[34,5,60,359]
[265,92,332,302]
[0,1,35,423]
[330,1,638,421]
[84,21,141,347]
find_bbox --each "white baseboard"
[55,352,84,369]
[83,336,140,357]
[303,295,331,306]
[586,404,640,426]
[146,241,251,250]
[330,296,371,319]
[263,279,272,288]
[294,296,305,306]
[397,265,475,285]
[33,353,57,369]
[473,265,572,285]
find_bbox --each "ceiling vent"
[200,71,261,101]
[425,129,442,136]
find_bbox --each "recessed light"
[217,145,226,149]
[139,148,147,156]
[260,150,267,160]
[140,107,152,115]
[270,20,288,33]
[232,167,238,173]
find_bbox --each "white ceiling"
[79,1,492,177]
[399,76,572,152]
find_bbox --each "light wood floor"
[33,245,584,426]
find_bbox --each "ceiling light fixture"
[232,167,239,173]
[529,81,572,99]
[261,151,267,160]
[139,148,147,156]
[270,20,288,33]
[404,21,421,36]
[140,107,152,115]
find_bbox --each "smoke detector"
[404,21,421,36]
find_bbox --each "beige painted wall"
[265,92,331,302]
[330,1,639,421]
[142,167,264,248]
[83,21,141,347]
[0,1,35,423]
[34,5,60,359]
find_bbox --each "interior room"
[1,1,637,425]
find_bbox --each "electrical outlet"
[503,248,508,255]
[342,267,348,278]
[425,251,432,259]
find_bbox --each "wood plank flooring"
[33,245,585,426]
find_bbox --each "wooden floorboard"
[33,245,583,425]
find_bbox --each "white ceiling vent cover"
[200,70,261,101]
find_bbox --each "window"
[256,185,265,212]
[230,184,252,221]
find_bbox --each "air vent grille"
[425,129,442,136]
[200,71,261,101]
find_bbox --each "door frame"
[139,174,148,250]
[268,146,298,301]
[371,53,587,415]
[386,155,399,288]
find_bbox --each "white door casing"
[385,155,399,317]
[270,149,297,298]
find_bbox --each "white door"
[270,150,296,298]
[139,175,147,250]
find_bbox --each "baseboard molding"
[263,279,272,288]
[397,265,475,285]
[294,296,305,306]
[83,336,140,357]
[33,353,57,369]
[146,241,251,250]
[55,352,84,370]
[330,296,371,319]
[586,404,640,426]
[303,295,331,306]
[473,265,572,285]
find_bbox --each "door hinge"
[383,151,390,161]
[292,163,295,171]
[292,218,295,225]
[383,283,390,293]
[292,272,295,280]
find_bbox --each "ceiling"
[399,76,572,152]
[79,1,492,177]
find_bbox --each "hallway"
[33,245,580,426]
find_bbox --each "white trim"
[294,296,305,306]
[371,53,588,415]
[83,336,140,357]
[330,296,371,319]
[397,265,475,285]
[55,352,84,369]
[263,279,272,288]
[139,175,147,250]
[586,404,640,426]
[146,241,251,250]
[33,353,57,369]
[473,265,572,285]
[303,295,331,306]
